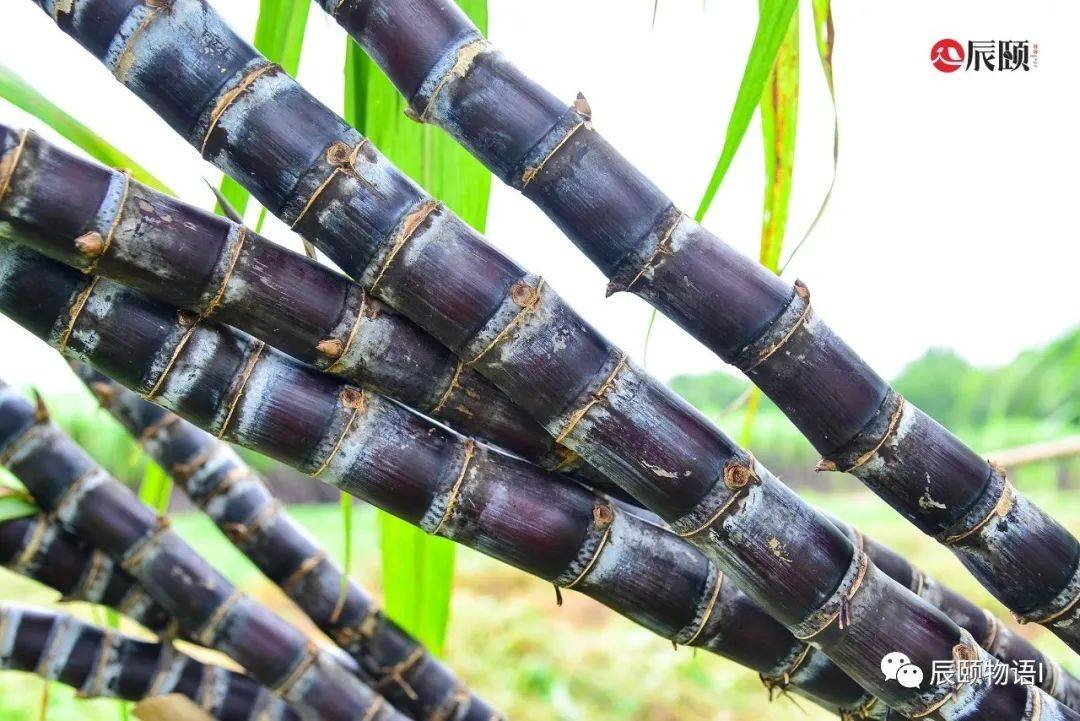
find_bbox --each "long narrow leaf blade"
[742,4,798,446]
[0,63,170,194]
[781,0,838,272]
[345,0,491,653]
[693,0,798,221]
[758,7,799,273]
[215,0,312,219]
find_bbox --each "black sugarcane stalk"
[0,512,174,636]
[1,127,1075,714]
[18,0,1078,713]
[73,367,498,721]
[0,245,1072,721]
[0,603,299,721]
[0,127,573,478]
[312,0,1080,648]
[0,388,403,720]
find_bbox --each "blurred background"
[0,0,1077,719]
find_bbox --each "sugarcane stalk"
[73,366,498,721]
[0,385,402,720]
[0,127,1075,712]
[0,602,299,721]
[0,512,175,636]
[312,0,1080,649]
[17,0,1079,712]
[0,128,567,476]
[1,244,1073,721]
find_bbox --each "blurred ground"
[1,491,1076,721]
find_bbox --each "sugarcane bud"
[723,461,758,491]
[340,386,365,410]
[592,503,614,527]
[793,279,811,302]
[573,92,592,121]
[74,231,105,258]
[134,693,215,721]
[177,309,199,327]
[815,458,839,473]
[952,643,978,663]
[510,280,541,307]
[31,389,49,423]
[403,106,423,123]
[89,381,117,406]
[988,459,1009,477]
[316,338,344,360]
[326,141,354,167]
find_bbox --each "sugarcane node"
[326,140,354,167]
[723,460,758,491]
[573,92,593,120]
[316,337,345,360]
[592,503,614,527]
[340,386,365,410]
[73,231,105,258]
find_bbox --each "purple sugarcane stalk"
[0,602,299,721]
[0,242,1071,721]
[313,0,1080,649]
[1,125,1076,711]
[74,365,499,721]
[1,512,174,635]
[0,383,404,720]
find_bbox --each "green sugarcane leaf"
[345,0,490,653]
[215,0,312,221]
[693,0,798,222]
[335,491,353,618]
[0,63,171,194]
[758,7,798,274]
[742,4,798,447]
[137,460,172,515]
[0,492,36,523]
[781,0,837,272]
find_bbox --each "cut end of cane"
[815,458,839,473]
[74,231,105,259]
[316,338,344,360]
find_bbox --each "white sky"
[0,1,1077,393]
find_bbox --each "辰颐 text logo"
[930,39,1038,73]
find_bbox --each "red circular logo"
[931,39,965,72]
